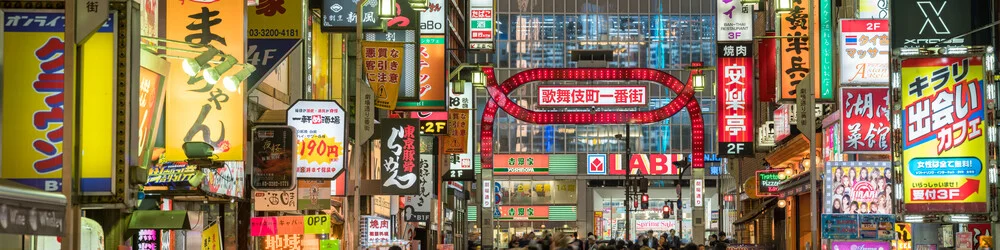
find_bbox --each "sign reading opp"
[304,215,331,234]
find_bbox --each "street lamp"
[775,0,793,13]
[672,156,690,234]
[378,0,395,20]
[408,0,428,10]
[686,62,712,93]
[615,125,634,241]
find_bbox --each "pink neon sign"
[479,67,705,170]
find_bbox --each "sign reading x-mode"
[890,0,992,47]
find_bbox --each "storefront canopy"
[128,210,191,230]
[0,180,66,236]
[733,198,776,225]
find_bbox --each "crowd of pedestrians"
[500,230,733,250]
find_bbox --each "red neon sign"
[479,67,705,170]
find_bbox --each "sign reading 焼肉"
[380,119,422,195]
[287,100,346,179]
[362,41,405,110]
[900,56,988,213]
[756,170,782,197]
[165,0,246,162]
[537,86,647,107]
[716,42,754,157]
[252,126,297,190]
[840,19,890,85]
[840,87,891,153]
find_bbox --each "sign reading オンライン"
[900,56,988,213]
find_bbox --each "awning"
[0,180,66,236]
[733,198,776,225]
[777,173,813,198]
[128,210,192,230]
[764,134,812,168]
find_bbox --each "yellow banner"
[362,41,405,110]
[202,222,222,250]
[900,56,987,211]
[247,0,302,40]
[164,0,246,161]
[2,12,116,193]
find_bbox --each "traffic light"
[641,193,649,209]
[639,177,649,193]
[662,205,672,219]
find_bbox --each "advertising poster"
[756,170,781,197]
[252,126,297,190]
[403,154,434,222]
[253,190,297,211]
[202,222,222,250]
[821,214,859,240]
[202,162,245,198]
[716,42,754,156]
[380,119,421,195]
[135,52,168,176]
[901,56,987,213]
[823,122,845,162]
[164,0,246,162]
[493,154,549,175]
[246,0,303,88]
[840,87,891,153]
[635,220,678,232]
[897,223,913,250]
[779,0,819,100]
[396,37,446,109]
[362,41,405,110]
[858,214,896,240]
[840,19,890,85]
[824,161,892,214]
[831,241,892,250]
[297,179,331,210]
[287,100,347,178]
[891,0,992,47]
[2,12,116,193]
[716,0,752,41]
[362,217,392,244]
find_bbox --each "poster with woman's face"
[825,162,893,214]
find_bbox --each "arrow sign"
[910,178,980,201]
[246,40,301,90]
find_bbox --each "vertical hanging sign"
[396,36,446,109]
[362,41,405,110]
[379,119,421,195]
[469,0,495,50]
[246,0,304,89]
[287,100,347,178]
[165,0,247,162]
[716,0,752,41]
[716,43,754,157]
[839,87,890,153]
[779,0,818,100]
[839,19,890,85]
[818,0,834,99]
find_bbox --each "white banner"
[717,0,753,41]
[538,86,647,107]
[420,0,445,34]
[839,19,890,85]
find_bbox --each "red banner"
[839,87,890,153]
[717,43,754,156]
[757,32,776,102]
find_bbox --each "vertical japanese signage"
[716,42,754,157]
[756,170,781,197]
[252,126,297,190]
[840,19,890,85]
[774,105,792,141]
[165,0,246,162]
[716,0,752,41]
[397,37,446,109]
[287,101,346,178]
[202,222,222,250]
[2,12,116,192]
[891,0,992,47]
[823,122,844,162]
[420,0,445,34]
[448,80,474,109]
[758,32,777,102]
[362,217,392,244]
[362,41,405,110]
[694,179,704,207]
[779,0,820,100]
[824,161,892,214]
[444,110,470,154]
[247,0,304,89]
[818,0,833,99]
[469,0,494,50]
[380,119,421,195]
[133,230,161,250]
[136,53,168,174]
[403,154,433,222]
[900,56,987,213]
[840,87,890,153]
[482,180,492,208]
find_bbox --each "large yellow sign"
[900,56,987,213]
[164,0,246,161]
[2,12,116,193]
[362,41,405,110]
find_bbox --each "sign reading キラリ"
[287,100,347,178]
[716,43,754,157]
[537,86,647,107]
[901,56,988,213]
[840,87,890,153]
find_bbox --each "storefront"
[491,178,580,248]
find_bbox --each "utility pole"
[623,124,631,241]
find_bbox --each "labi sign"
[757,170,782,197]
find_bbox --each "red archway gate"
[479,67,705,170]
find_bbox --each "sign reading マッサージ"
[839,19,890,85]
[900,56,988,213]
[287,100,346,179]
